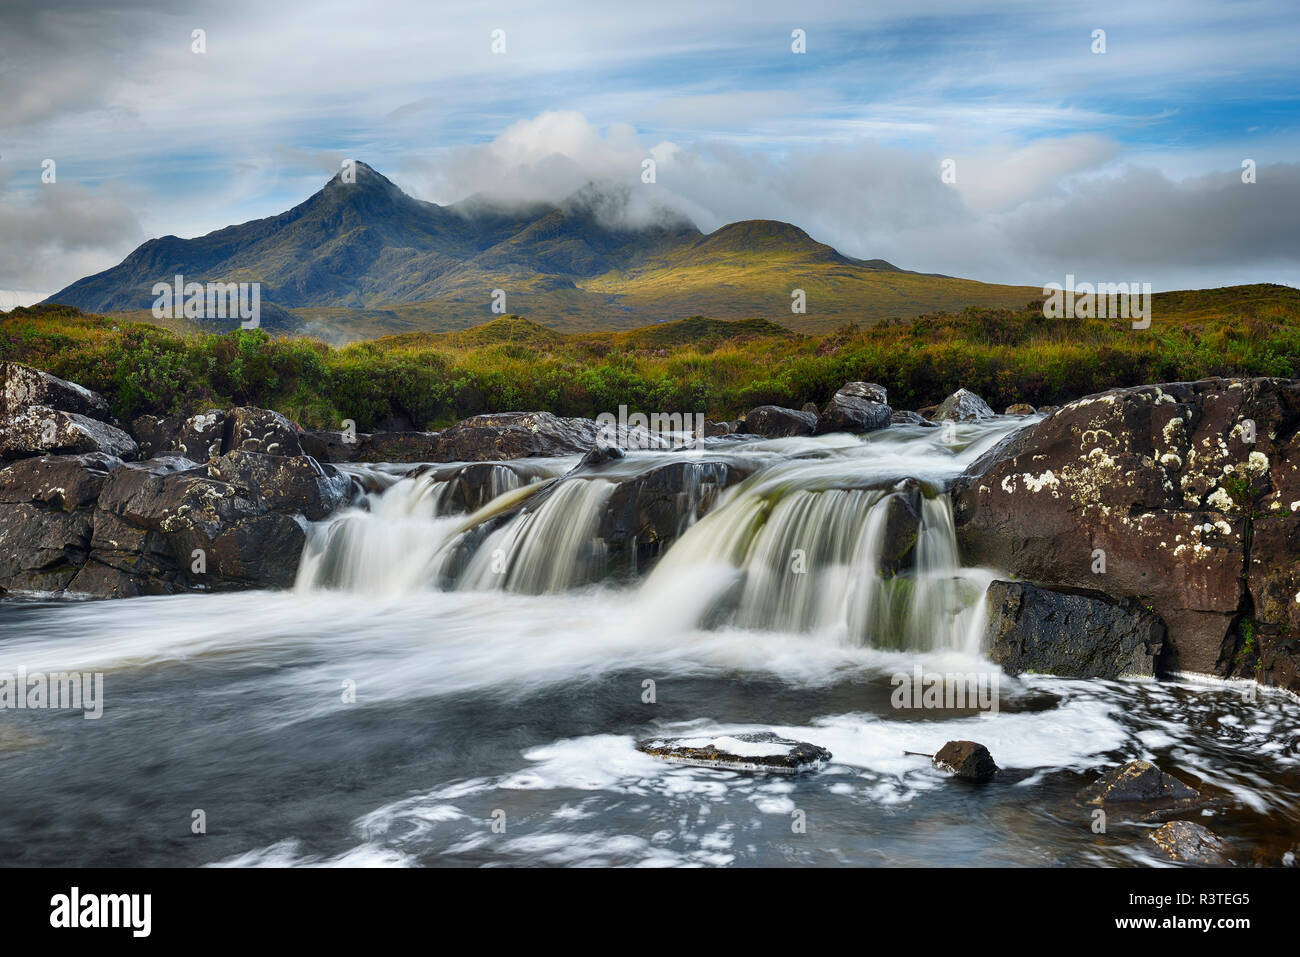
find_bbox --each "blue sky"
[1,0,1297,305]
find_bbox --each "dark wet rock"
[0,362,111,420]
[0,406,138,460]
[933,388,995,422]
[952,377,1300,687]
[227,407,304,456]
[741,405,818,438]
[1005,403,1037,416]
[130,409,226,461]
[891,410,939,428]
[984,580,1165,678]
[0,454,123,593]
[1078,760,1200,805]
[637,731,832,773]
[356,431,441,463]
[414,461,540,514]
[598,460,748,576]
[933,740,998,783]
[432,411,603,461]
[1148,821,1231,865]
[208,451,352,521]
[299,428,362,463]
[573,445,625,471]
[878,479,924,575]
[815,382,892,435]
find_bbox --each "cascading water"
[295,421,1025,653]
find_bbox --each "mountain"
[46,162,1042,338]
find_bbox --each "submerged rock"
[932,388,995,422]
[1148,821,1230,866]
[815,381,892,435]
[983,580,1165,678]
[933,740,998,782]
[741,405,818,438]
[1078,760,1199,805]
[637,731,832,773]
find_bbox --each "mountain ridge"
[45,161,1042,338]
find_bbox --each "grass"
[3,283,1299,433]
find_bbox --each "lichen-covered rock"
[933,388,995,422]
[741,405,818,438]
[130,409,226,461]
[953,378,1300,687]
[208,451,352,520]
[227,407,303,456]
[0,362,111,420]
[0,406,138,460]
[984,580,1165,678]
[1077,760,1200,805]
[815,382,892,435]
[1148,821,1231,865]
[933,740,998,782]
[637,731,832,773]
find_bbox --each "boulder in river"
[357,430,441,463]
[1077,760,1199,805]
[741,405,819,438]
[208,451,352,521]
[891,409,939,428]
[637,731,832,773]
[1148,820,1231,866]
[1004,403,1037,416]
[0,362,111,420]
[952,377,1300,690]
[983,580,1165,678]
[932,388,995,422]
[933,740,999,783]
[815,381,892,435]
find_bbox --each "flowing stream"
[1,420,1297,867]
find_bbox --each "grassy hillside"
[4,284,1298,433]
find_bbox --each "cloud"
[0,181,144,293]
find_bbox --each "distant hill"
[46,162,1043,339]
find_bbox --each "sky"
[0,0,1297,307]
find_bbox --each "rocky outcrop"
[953,377,1300,689]
[815,382,892,435]
[984,580,1165,678]
[637,731,832,773]
[1148,821,1231,866]
[226,407,304,456]
[0,407,138,460]
[357,431,441,463]
[208,451,352,521]
[933,388,995,422]
[0,453,120,592]
[742,405,818,438]
[1,362,111,419]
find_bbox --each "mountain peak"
[323,160,401,194]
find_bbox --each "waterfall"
[295,421,1026,652]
